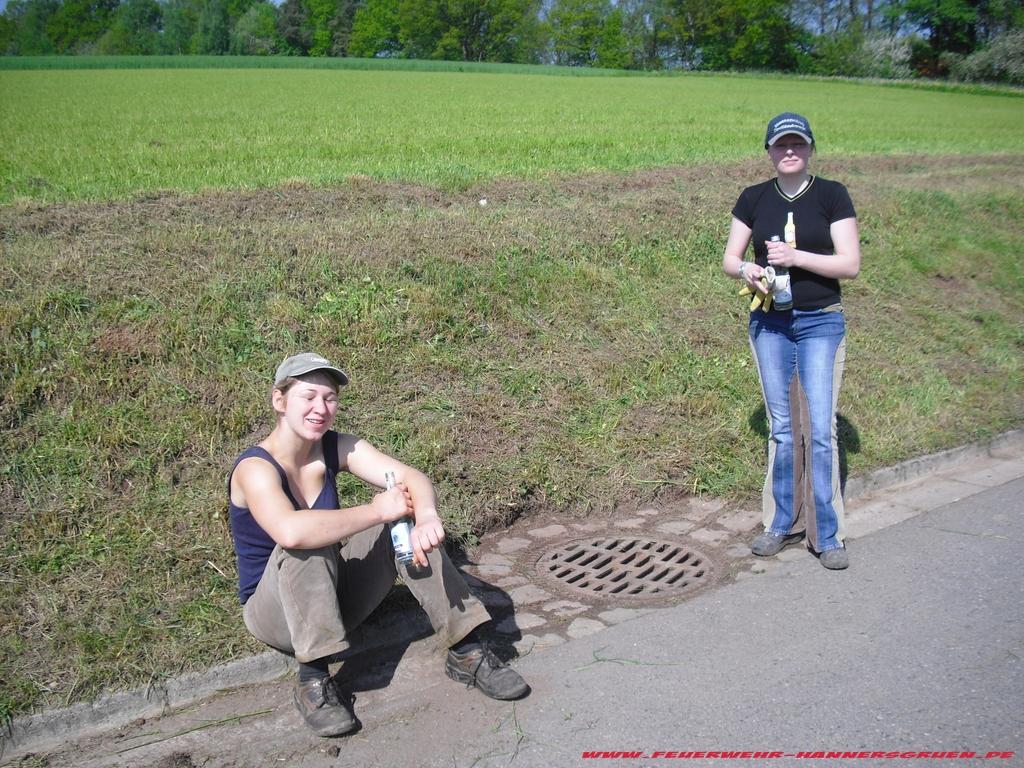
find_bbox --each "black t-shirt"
[732,176,856,310]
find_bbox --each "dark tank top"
[227,431,340,603]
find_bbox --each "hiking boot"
[445,644,529,701]
[819,547,850,570]
[294,676,357,737]
[751,530,805,557]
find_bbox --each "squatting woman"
[228,353,528,738]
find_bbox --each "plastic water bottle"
[385,471,414,565]
[770,234,793,311]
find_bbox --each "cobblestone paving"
[457,497,769,656]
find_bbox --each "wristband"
[738,262,749,280]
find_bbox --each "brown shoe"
[294,676,356,737]
[446,644,529,700]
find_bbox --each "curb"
[1,604,435,761]
[3,428,1021,760]
[843,428,1023,500]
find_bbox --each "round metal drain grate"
[537,537,712,601]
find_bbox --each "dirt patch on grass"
[2,154,1007,233]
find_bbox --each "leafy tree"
[276,0,313,52]
[461,0,540,61]
[348,0,399,55]
[429,0,542,61]
[795,0,895,34]
[0,11,12,53]
[396,0,442,58]
[976,0,1024,40]
[352,0,540,61]
[1,0,60,54]
[507,0,547,62]
[856,30,915,75]
[99,0,163,53]
[595,6,631,66]
[305,0,338,54]
[807,17,914,76]
[161,0,204,53]
[229,0,277,53]
[329,0,361,55]
[46,0,119,53]
[0,0,1008,74]
[619,0,674,69]
[665,0,719,67]
[689,0,806,70]
[547,0,609,66]
[226,0,258,23]
[945,27,1024,82]
[806,17,864,72]
[897,0,981,54]
[193,0,230,52]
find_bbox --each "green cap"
[273,352,348,388]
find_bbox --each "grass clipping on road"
[1,155,1022,718]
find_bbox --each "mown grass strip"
[2,68,1023,203]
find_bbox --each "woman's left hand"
[411,513,446,567]
[765,239,799,269]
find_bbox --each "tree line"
[2,0,1022,83]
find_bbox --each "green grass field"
[2,65,1023,203]
[1,62,1022,722]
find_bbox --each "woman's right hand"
[372,484,413,523]
[741,263,768,293]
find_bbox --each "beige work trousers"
[242,523,490,663]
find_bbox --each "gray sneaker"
[819,547,850,570]
[446,644,530,700]
[294,676,357,737]
[751,530,805,557]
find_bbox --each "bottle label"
[391,521,414,563]
[384,471,414,563]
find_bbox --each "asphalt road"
[6,451,1022,768]
[447,477,1023,768]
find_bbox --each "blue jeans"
[749,307,847,552]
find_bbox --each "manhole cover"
[536,537,712,601]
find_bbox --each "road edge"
[3,428,1021,760]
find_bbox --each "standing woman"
[722,113,861,570]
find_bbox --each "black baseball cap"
[765,112,815,149]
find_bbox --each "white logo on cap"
[774,118,806,132]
